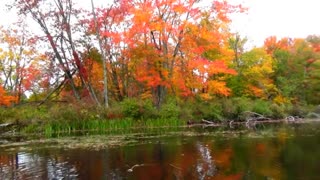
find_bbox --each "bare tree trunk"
[55,0,100,105]
[46,32,81,100]
[91,0,109,108]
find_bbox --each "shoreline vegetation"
[1,97,320,138]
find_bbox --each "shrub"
[228,97,253,121]
[270,103,286,119]
[49,104,80,122]
[1,105,50,125]
[194,101,224,122]
[120,98,143,119]
[252,99,273,117]
[221,98,238,120]
[234,97,253,114]
[159,98,180,119]
[103,104,124,120]
[287,103,314,117]
[178,99,196,121]
[0,107,15,123]
[140,99,158,119]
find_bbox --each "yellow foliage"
[208,80,231,96]
[273,95,289,105]
[140,90,152,100]
[246,85,264,98]
[199,93,212,101]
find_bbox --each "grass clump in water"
[43,117,185,137]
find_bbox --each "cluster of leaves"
[0,86,17,106]
[227,35,320,106]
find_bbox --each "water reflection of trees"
[1,130,320,179]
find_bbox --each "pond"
[1,122,320,179]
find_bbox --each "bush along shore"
[0,97,320,137]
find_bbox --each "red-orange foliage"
[13,0,246,104]
[119,0,244,102]
[0,86,17,106]
[264,36,292,54]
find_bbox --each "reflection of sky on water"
[196,142,217,180]
[46,159,78,180]
[17,152,43,179]
[0,152,79,180]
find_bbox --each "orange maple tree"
[113,0,245,105]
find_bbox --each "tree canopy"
[0,0,319,107]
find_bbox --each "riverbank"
[1,117,320,150]
[1,120,320,153]
[1,98,319,137]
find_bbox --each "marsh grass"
[43,118,185,137]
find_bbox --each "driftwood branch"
[285,116,303,122]
[127,163,154,172]
[188,113,319,129]
[0,123,14,128]
[241,111,271,127]
[201,119,214,124]
[127,164,141,172]
[242,111,270,120]
[202,119,220,127]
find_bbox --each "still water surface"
[1,123,320,179]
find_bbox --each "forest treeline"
[0,0,319,124]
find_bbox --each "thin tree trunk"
[55,0,101,105]
[46,32,81,100]
[91,0,109,108]
[38,79,66,106]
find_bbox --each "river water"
[1,123,320,179]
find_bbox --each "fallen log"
[0,122,16,134]
[187,119,220,127]
[188,117,320,128]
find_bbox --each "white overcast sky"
[231,0,320,47]
[1,0,320,48]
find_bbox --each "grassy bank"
[0,97,318,137]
